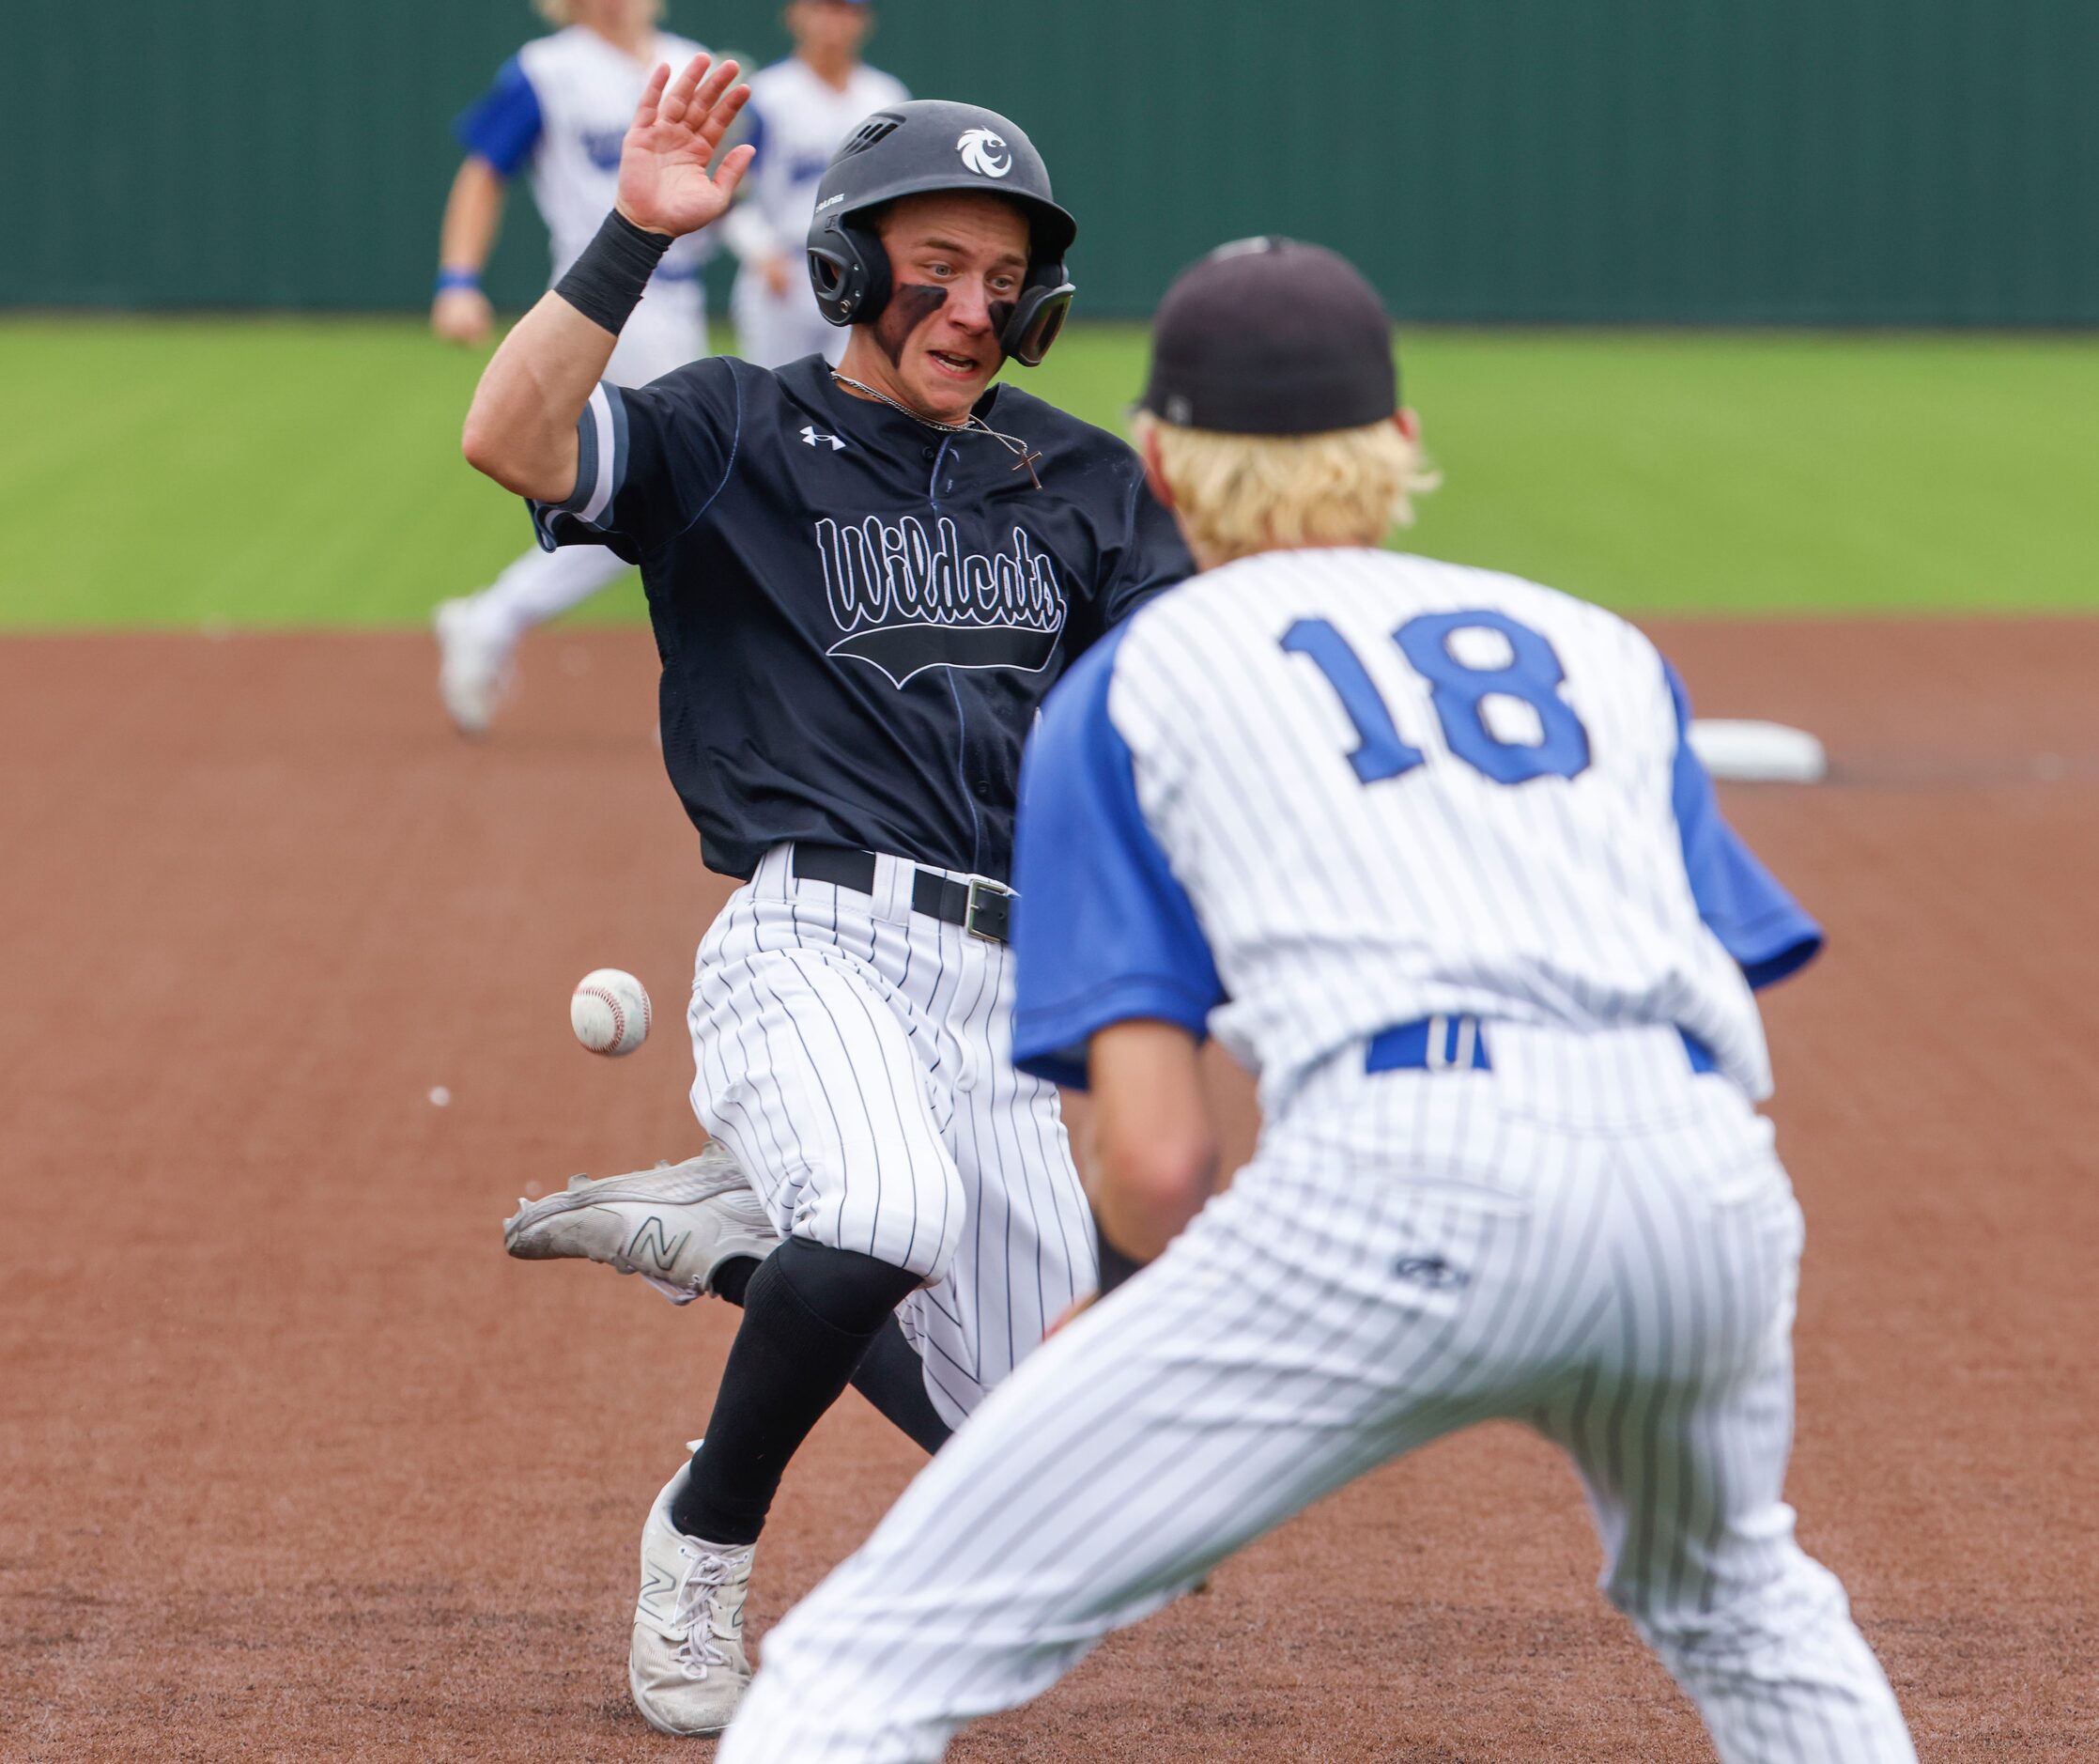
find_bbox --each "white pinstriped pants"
[719,1026,1917,1763]
[689,845,1094,1428]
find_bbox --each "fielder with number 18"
[464,55,1192,1735]
[716,240,1920,1763]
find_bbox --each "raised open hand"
[614,54,754,240]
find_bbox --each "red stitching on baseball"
[580,985,626,1050]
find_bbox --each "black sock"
[848,1316,952,1455]
[710,1252,950,1455]
[671,1239,923,1544]
[714,1254,760,1308]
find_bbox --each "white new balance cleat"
[502,1141,780,1305]
[433,596,513,736]
[629,1447,754,1736]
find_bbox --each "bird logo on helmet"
[803,101,1080,366]
[956,128,1012,178]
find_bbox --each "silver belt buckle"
[1424,1014,1481,1072]
[963,874,1014,941]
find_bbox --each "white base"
[1688,719,1829,784]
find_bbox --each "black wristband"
[554,209,673,334]
[1093,1215,1148,1297]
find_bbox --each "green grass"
[4,316,2096,628]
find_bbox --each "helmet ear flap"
[807,245,853,321]
[807,217,892,330]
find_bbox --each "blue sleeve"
[1010,623,1226,1089]
[740,101,768,168]
[455,56,544,178]
[1666,661,1823,989]
[530,361,742,563]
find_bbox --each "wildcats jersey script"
[1010,548,1822,1108]
[529,357,1191,882]
[456,25,713,285]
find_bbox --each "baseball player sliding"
[430,0,715,735]
[718,1,908,368]
[468,60,1192,1734]
[715,241,1919,1761]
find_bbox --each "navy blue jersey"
[532,356,1193,881]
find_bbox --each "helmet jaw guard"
[804,101,1079,367]
[1003,272,1074,367]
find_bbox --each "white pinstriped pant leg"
[687,847,1088,1419]
[904,941,1093,1426]
[719,1148,1576,1764]
[691,942,965,1280]
[463,541,632,649]
[1537,1156,1916,1764]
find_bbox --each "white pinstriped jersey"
[1011,547,1821,1109]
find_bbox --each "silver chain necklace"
[831,371,1044,487]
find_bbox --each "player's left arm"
[1086,1019,1219,1265]
[1011,622,1226,1299]
[1662,659,1823,985]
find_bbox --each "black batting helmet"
[806,100,1078,366]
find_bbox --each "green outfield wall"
[7,0,2095,323]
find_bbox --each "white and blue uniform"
[723,57,908,367]
[447,25,714,648]
[719,547,1918,1762]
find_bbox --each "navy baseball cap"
[1139,237,1398,436]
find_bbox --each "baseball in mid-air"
[570,967,652,1057]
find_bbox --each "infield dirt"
[3,619,2094,1761]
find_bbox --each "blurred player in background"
[718,1,907,368]
[429,0,715,735]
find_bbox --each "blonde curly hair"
[1132,410,1438,568]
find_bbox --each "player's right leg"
[1536,1135,1917,1763]
[716,1121,1556,1763]
[433,544,631,734]
[625,850,971,1735]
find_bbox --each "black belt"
[790,843,1014,944]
